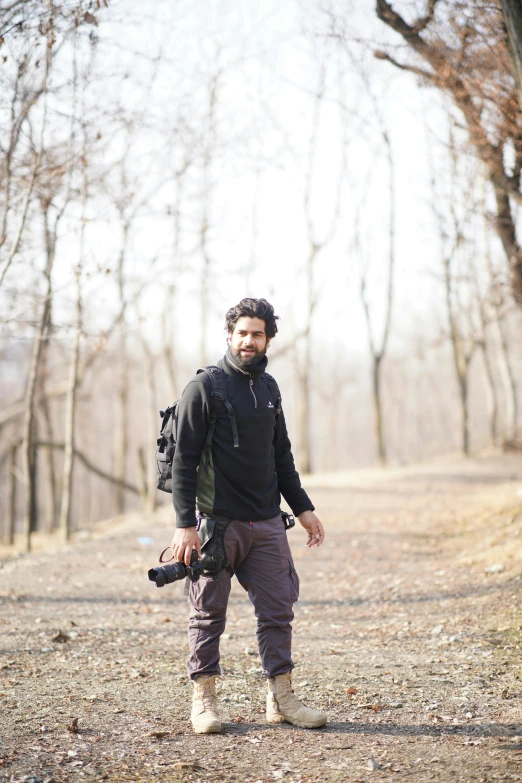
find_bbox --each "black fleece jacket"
[172,351,314,527]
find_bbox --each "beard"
[229,344,266,370]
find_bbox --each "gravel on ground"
[1,453,522,783]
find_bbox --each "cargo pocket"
[189,572,228,613]
[289,560,300,603]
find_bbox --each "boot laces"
[197,679,217,711]
[275,675,307,711]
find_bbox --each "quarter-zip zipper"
[249,378,257,408]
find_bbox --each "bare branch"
[36,441,140,495]
[374,50,435,82]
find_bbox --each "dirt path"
[1,454,522,783]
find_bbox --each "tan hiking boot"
[266,671,327,729]
[191,675,222,734]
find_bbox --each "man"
[171,298,326,734]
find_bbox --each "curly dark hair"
[225,298,279,339]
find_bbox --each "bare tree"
[374,0,522,307]
[199,69,220,367]
[485,252,519,443]
[5,443,18,545]
[138,325,158,513]
[22,133,78,549]
[295,58,341,474]
[443,248,478,455]
[0,80,46,285]
[358,119,395,466]
[474,284,499,445]
[113,173,131,516]
[59,118,87,539]
[0,0,101,286]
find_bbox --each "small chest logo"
[268,401,274,408]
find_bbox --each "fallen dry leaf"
[173,761,199,770]
[51,630,70,643]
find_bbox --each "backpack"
[155,365,282,494]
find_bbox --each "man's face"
[228,316,271,369]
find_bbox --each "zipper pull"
[249,378,258,408]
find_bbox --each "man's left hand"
[298,510,324,548]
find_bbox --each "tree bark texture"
[496,318,519,441]
[139,333,158,513]
[443,257,474,456]
[502,0,522,108]
[39,396,58,532]
[372,357,386,464]
[114,219,129,515]
[22,278,53,551]
[59,267,82,539]
[359,124,395,467]
[6,444,18,545]
[460,374,470,456]
[479,341,499,445]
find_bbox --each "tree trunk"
[479,341,499,445]
[139,335,158,512]
[298,243,316,475]
[358,119,395,467]
[501,0,522,108]
[162,285,178,401]
[137,446,148,502]
[59,269,82,539]
[39,395,58,531]
[296,365,311,475]
[461,372,470,456]
[373,356,386,464]
[199,241,210,367]
[492,187,522,308]
[22,286,52,551]
[496,317,519,441]
[29,442,38,534]
[443,254,475,457]
[114,220,129,515]
[6,444,18,545]
[60,125,86,539]
[38,287,58,533]
[199,75,218,367]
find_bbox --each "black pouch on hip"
[197,516,234,576]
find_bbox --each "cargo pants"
[187,514,300,680]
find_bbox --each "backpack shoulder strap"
[264,372,282,415]
[197,366,239,449]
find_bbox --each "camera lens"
[148,567,166,587]
[148,562,187,588]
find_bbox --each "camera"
[148,549,204,588]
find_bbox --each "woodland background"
[1,0,522,550]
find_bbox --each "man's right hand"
[171,527,201,566]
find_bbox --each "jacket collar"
[221,348,268,379]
